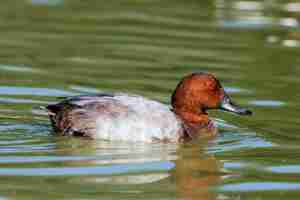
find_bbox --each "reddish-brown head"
[171,72,252,116]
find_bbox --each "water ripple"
[220,182,300,192]
[0,86,75,97]
[0,161,175,176]
[267,165,300,174]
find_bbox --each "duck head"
[171,73,252,118]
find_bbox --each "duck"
[46,72,252,143]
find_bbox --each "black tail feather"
[46,104,61,114]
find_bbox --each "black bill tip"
[237,108,252,116]
[220,94,253,116]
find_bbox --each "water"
[0,0,300,199]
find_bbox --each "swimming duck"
[46,72,252,142]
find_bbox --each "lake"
[0,0,300,199]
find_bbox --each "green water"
[1,0,300,199]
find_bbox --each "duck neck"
[172,107,210,126]
[173,107,211,141]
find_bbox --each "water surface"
[0,0,300,199]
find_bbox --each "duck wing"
[46,93,114,114]
[46,93,119,137]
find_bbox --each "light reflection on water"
[0,86,75,97]
[0,64,40,73]
[220,182,300,192]
[249,100,286,107]
[28,0,63,6]
[267,165,300,174]
[0,161,175,176]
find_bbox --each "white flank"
[94,94,182,142]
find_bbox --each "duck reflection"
[174,140,222,200]
[53,137,222,200]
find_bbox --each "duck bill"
[220,94,252,116]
